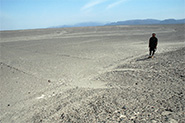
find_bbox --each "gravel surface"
[2,48,184,123]
[0,25,184,123]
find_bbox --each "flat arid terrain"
[0,24,184,122]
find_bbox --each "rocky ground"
[3,47,183,123]
[0,25,184,123]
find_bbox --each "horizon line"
[1,18,185,31]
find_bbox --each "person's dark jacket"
[149,37,158,49]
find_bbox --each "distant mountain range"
[51,19,185,28]
[51,22,105,28]
[106,19,185,26]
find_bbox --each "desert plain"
[0,24,185,122]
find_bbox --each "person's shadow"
[136,56,150,61]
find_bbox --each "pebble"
[119,115,126,121]
[130,116,137,120]
[180,75,184,77]
[61,113,65,119]
[169,118,178,123]
[161,111,172,116]
[120,114,126,118]
[122,106,126,110]
[165,108,173,112]
[151,120,157,123]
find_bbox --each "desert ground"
[0,24,184,122]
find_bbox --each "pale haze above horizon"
[0,0,185,30]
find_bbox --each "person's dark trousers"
[149,48,156,56]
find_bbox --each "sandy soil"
[0,24,184,122]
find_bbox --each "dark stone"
[180,75,184,77]
[165,108,173,112]
[122,106,126,109]
[61,113,65,119]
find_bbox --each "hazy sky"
[0,0,185,30]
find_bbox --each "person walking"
[149,33,158,58]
